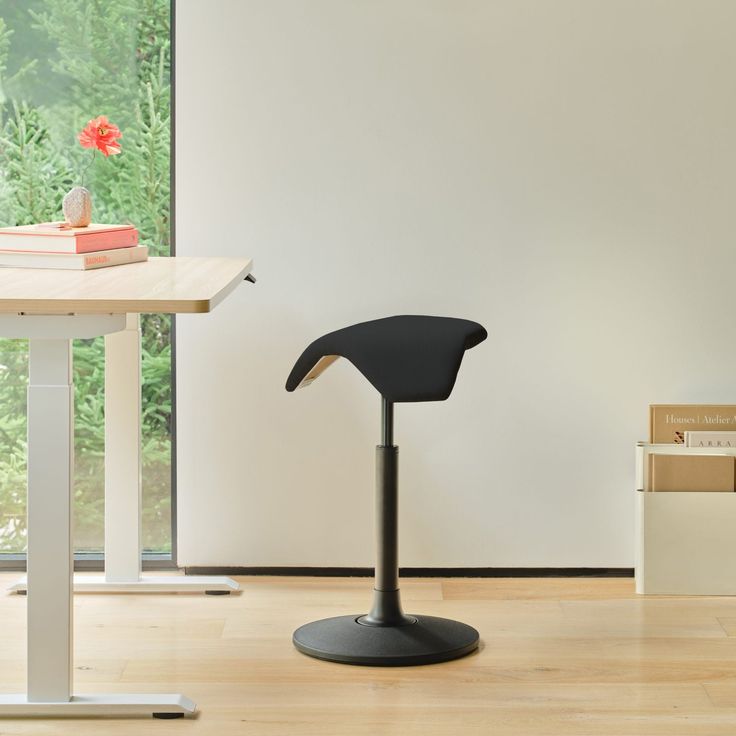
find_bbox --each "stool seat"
[285,315,487,402]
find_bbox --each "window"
[0,1,173,558]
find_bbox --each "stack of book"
[648,404,736,492]
[0,222,147,270]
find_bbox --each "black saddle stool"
[286,315,487,666]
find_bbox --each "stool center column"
[358,399,416,628]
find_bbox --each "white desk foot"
[0,693,196,718]
[8,574,240,594]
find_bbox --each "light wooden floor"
[2,575,736,734]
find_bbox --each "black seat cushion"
[285,315,487,402]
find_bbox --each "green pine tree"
[0,0,172,553]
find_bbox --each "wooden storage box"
[636,443,736,595]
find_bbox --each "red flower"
[77,115,122,156]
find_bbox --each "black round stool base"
[293,614,479,666]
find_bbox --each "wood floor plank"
[442,577,636,600]
[715,617,736,636]
[0,574,735,734]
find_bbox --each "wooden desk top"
[0,256,253,315]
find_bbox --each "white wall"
[175,0,736,568]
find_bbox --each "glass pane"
[0,1,172,555]
[0,341,27,552]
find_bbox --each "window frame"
[0,0,178,572]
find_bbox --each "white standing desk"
[0,256,252,717]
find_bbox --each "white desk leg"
[0,321,195,717]
[104,313,143,583]
[85,314,238,593]
[95,312,238,593]
[27,339,73,702]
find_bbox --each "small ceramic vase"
[62,186,92,227]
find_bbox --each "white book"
[684,431,736,449]
[0,245,148,271]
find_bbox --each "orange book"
[0,222,138,254]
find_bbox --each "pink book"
[0,222,139,254]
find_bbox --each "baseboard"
[183,566,634,578]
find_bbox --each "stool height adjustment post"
[381,398,393,447]
[359,398,416,627]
